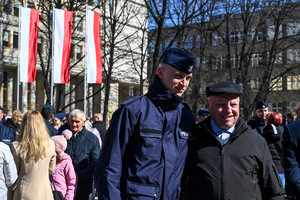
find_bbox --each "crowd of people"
[0,47,300,200]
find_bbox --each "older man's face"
[207,94,240,130]
[70,115,85,133]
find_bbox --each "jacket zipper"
[220,147,225,200]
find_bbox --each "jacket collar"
[146,75,183,111]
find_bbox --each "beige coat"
[11,139,56,200]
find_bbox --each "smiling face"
[157,64,193,97]
[207,94,240,130]
[254,108,269,119]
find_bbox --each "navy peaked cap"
[256,100,268,109]
[198,109,209,117]
[206,81,243,97]
[162,47,195,74]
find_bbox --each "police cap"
[206,81,243,97]
[256,100,268,109]
[162,47,195,74]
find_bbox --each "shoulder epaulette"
[121,95,144,106]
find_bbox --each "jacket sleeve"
[261,142,285,200]
[64,159,77,200]
[94,106,135,200]
[282,123,300,195]
[49,140,57,174]
[3,144,18,187]
[76,135,100,183]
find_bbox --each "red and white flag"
[53,8,73,84]
[19,7,39,83]
[86,10,102,84]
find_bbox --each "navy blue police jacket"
[94,75,196,200]
[0,121,17,147]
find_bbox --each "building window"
[27,2,34,8]
[251,53,263,67]
[230,31,242,44]
[212,56,224,70]
[70,45,74,59]
[201,59,208,69]
[212,32,225,46]
[13,6,19,17]
[184,37,193,49]
[272,102,282,113]
[76,16,82,31]
[148,41,155,53]
[2,30,9,47]
[38,38,42,53]
[75,45,82,59]
[129,86,136,96]
[257,30,263,41]
[275,52,282,64]
[195,35,201,48]
[231,54,239,68]
[270,77,282,91]
[287,75,300,90]
[287,49,300,64]
[286,23,300,36]
[248,78,260,91]
[267,25,282,40]
[13,32,18,49]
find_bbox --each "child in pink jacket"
[51,135,76,200]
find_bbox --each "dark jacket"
[0,122,17,147]
[94,75,195,200]
[282,120,300,198]
[248,115,266,134]
[44,119,58,136]
[262,125,284,173]
[65,127,100,196]
[182,116,285,200]
[92,121,106,144]
[3,118,20,135]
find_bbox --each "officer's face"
[254,108,269,119]
[207,94,239,130]
[157,64,192,97]
[70,115,86,133]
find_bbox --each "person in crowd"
[41,104,58,136]
[0,106,5,123]
[287,112,297,124]
[85,120,102,149]
[0,141,18,200]
[3,110,22,136]
[197,108,209,123]
[50,117,62,131]
[262,112,285,189]
[0,110,19,147]
[182,81,285,200]
[94,47,196,199]
[65,109,100,200]
[58,113,70,134]
[62,129,72,140]
[282,116,300,199]
[92,113,107,144]
[295,105,300,120]
[11,110,56,200]
[55,113,67,127]
[51,135,76,200]
[248,100,269,134]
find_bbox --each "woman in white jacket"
[0,141,17,200]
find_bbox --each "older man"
[65,109,100,200]
[94,47,196,199]
[182,81,285,200]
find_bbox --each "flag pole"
[84,8,88,115]
[17,6,22,110]
[51,7,55,106]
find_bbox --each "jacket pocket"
[127,181,160,199]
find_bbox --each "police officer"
[94,47,196,199]
[248,100,269,134]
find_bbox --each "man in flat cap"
[95,47,196,199]
[248,100,269,134]
[181,81,285,200]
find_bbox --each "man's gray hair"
[69,109,86,121]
